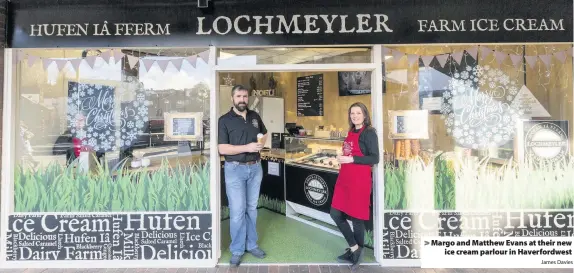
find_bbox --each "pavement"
[0,267,571,273]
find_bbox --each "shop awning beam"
[215,63,377,72]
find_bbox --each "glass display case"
[284,136,344,173]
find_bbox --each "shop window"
[381,44,574,212]
[14,48,212,213]
[218,47,371,65]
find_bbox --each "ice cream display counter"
[283,136,373,238]
[284,136,343,172]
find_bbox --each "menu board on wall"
[6,213,212,261]
[297,74,324,116]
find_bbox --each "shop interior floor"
[219,209,377,264]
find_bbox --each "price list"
[297,74,324,116]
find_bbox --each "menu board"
[297,74,324,116]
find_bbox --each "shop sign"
[5,213,212,261]
[382,211,574,259]
[7,0,573,48]
[522,120,569,164]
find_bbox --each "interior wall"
[220,72,372,132]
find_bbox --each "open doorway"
[216,69,379,264]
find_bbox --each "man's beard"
[234,102,248,112]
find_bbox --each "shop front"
[1,0,573,269]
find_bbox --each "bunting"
[382,45,574,71]
[13,49,211,74]
[13,46,573,73]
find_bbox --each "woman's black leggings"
[330,207,365,248]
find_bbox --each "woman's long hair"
[347,102,372,131]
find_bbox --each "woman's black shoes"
[337,248,353,263]
[350,247,364,271]
[337,247,363,270]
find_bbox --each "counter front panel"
[285,164,338,215]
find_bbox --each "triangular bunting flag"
[127,55,140,69]
[55,60,68,71]
[524,56,538,69]
[435,54,449,67]
[421,56,434,67]
[42,59,53,70]
[382,47,391,56]
[451,51,464,65]
[407,54,419,66]
[113,50,125,64]
[17,50,26,62]
[509,55,523,67]
[157,60,170,72]
[198,50,210,64]
[494,51,507,65]
[85,56,97,69]
[171,58,184,71]
[466,47,478,60]
[539,55,552,68]
[27,55,38,67]
[391,50,403,62]
[553,51,567,63]
[480,46,493,60]
[70,59,82,73]
[186,56,198,68]
[100,50,112,63]
[142,59,156,71]
[510,85,551,119]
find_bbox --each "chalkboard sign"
[297,74,324,117]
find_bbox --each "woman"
[330,102,379,269]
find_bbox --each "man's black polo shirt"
[218,107,267,162]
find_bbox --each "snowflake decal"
[440,65,525,149]
[120,89,149,148]
[67,82,117,152]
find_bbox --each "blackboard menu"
[297,74,324,116]
[6,213,212,261]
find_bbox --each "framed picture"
[163,112,204,141]
[338,71,372,96]
[388,110,429,139]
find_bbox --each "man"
[218,84,268,267]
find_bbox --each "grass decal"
[364,230,374,248]
[383,161,407,209]
[384,154,573,210]
[258,194,287,214]
[434,154,456,210]
[14,159,211,212]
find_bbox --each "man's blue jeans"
[224,161,263,256]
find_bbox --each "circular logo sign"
[304,174,329,206]
[525,122,568,163]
